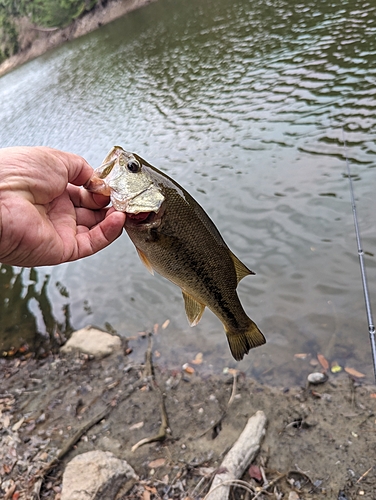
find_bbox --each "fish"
[85,146,265,361]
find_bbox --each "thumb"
[72,211,126,260]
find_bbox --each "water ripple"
[0,0,375,382]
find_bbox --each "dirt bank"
[0,332,375,499]
[0,0,155,78]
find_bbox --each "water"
[0,0,375,384]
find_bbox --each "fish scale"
[85,146,265,361]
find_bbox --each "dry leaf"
[311,390,322,399]
[370,393,376,399]
[129,421,144,430]
[3,464,13,474]
[344,367,365,378]
[191,352,203,365]
[144,485,157,494]
[182,363,195,374]
[153,323,159,334]
[317,353,329,371]
[148,458,166,468]
[288,492,300,500]
[162,319,170,329]
[3,481,16,499]
[154,350,161,358]
[294,353,308,359]
[143,490,150,500]
[3,414,11,429]
[248,464,262,482]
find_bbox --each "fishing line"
[342,128,376,382]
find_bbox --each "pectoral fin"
[136,248,154,275]
[230,252,255,284]
[182,290,206,327]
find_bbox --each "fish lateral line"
[86,146,265,361]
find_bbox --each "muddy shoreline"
[0,0,155,78]
[1,328,375,499]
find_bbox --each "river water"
[0,0,375,384]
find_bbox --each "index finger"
[67,184,111,209]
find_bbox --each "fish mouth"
[125,203,166,228]
[126,212,152,222]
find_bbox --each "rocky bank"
[0,0,155,78]
[0,326,375,499]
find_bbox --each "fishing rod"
[342,128,376,383]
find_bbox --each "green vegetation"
[0,15,19,61]
[0,0,99,64]
[28,0,98,29]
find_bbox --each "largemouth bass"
[85,146,265,360]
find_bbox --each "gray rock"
[61,326,121,358]
[61,450,138,500]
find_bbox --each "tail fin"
[226,321,265,361]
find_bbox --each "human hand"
[0,146,126,267]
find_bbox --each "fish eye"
[127,159,140,173]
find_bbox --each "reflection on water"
[0,265,73,356]
[0,0,375,383]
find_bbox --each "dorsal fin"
[230,252,255,284]
[182,290,206,327]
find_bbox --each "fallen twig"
[204,479,256,499]
[227,369,238,407]
[357,466,373,483]
[131,333,171,452]
[143,332,154,378]
[56,379,144,463]
[131,391,169,452]
[252,468,312,500]
[31,26,59,32]
[205,410,267,500]
[251,473,286,500]
[197,369,239,439]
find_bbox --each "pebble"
[307,372,328,385]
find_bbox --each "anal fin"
[182,290,206,327]
[136,248,154,275]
